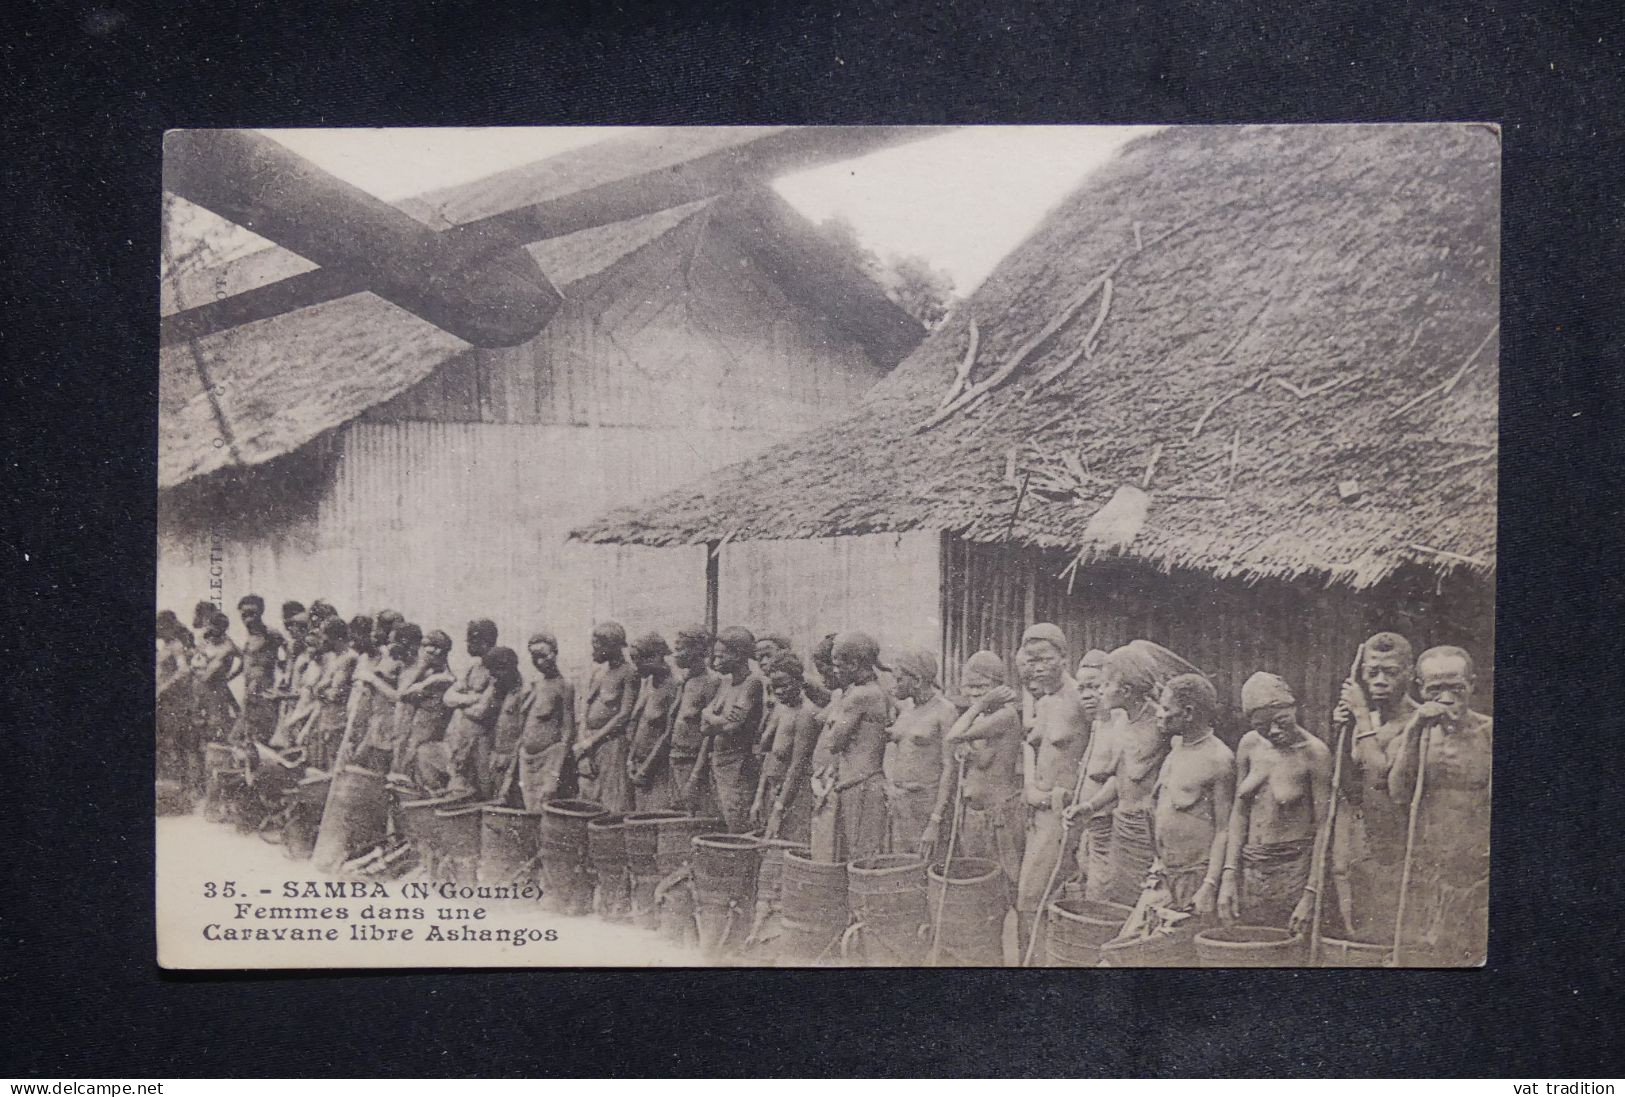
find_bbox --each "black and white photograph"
[155,123,1497,969]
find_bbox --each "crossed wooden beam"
[162,127,940,349]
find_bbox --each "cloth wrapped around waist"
[1104,807,1157,906]
[1239,836,1314,924]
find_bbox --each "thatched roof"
[572,124,1499,591]
[160,128,921,490]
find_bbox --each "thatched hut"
[159,128,924,671]
[572,124,1499,729]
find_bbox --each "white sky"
[259,126,1156,293]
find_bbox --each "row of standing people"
[158,598,1489,964]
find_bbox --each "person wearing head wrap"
[943,652,1027,897]
[625,632,682,810]
[667,625,722,817]
[1383,646,1490,966]
[396,629,456,787]
[1067,640,1202,907]
[1217,672,1332,933]
[1328,631,1419,940]
[700,626,767,830]
[575,621,637,812]
[1013,623,1092,956]
[513,630,577,810]
[880,648,958,861]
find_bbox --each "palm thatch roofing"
[573,124,1500,591]
[159,128,922,491]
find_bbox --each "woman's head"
[832,631,880,685]
[483,646,522,693]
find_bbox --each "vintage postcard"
[156,123,1496,968]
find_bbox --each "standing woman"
[821,632,891,863]
[336,614,378,767]
[354,622,419,771]
[1012,622,1089,958]
[755,651,821,845]
[1070,648,1119,897]
[515,631,577,810]
[398,630,456,787]
[462,646,522,799]
[274,608,310,735]
[308,617,356,772]
[701,627,767,831]
[156,611,195,786]
[1069,640,1202,906]
[883,649,958,858]
[807,634,845,861]
[189,611,241,791]
[272,613,320,750]
[944,652,1027,894]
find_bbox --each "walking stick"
[1392,722,1432,966]
[1309,643,1365,964]
[927,752,969,966]
[1021,729,1098,968]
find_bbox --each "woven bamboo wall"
[941,534,1494,744]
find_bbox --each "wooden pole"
[1020,731,1096,967]
[704,541,721,638]
[1309,644,1364,963]
[163,129,560,348]
[163,126,944,346]
[928,753,969,966]
[1392,724,1432,966]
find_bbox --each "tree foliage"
[817,213,957,329]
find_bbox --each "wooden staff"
[1392,722,1432,966]
[1308,643,1365,963]
[927,752,970,966]
[681,735,714,815]
[1021,725,1099,967]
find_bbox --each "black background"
[3,0,1623,1078]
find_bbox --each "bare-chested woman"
[1065,641,1200,907]
[1013,623,1090,956]
[943,652,1026,893]
[514,631,577,810]
[156,611,195,785]
[272,615,323,752]
[309,617,357,772]
[756,651,822,846]
[883,649,958,858]
[1069,648,1116,896]
[399,630,455,788]
[811,631,890,862]
[1146,673,1234,915]
[234,595,284,748]
[1219,672,1333,930]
